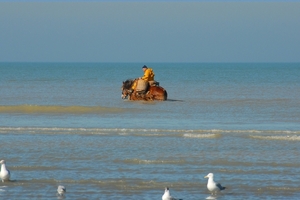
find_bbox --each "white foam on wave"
[250,135,300,141]
[206,196,217,200]
[123,158,185,164]
[1,127,299,136]
[0,186,7,192]
[183,133,219,138]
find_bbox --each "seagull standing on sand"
[57,185,66,196]
[204,173,226,195]
[0,160,10,182]
[162,187,182,200]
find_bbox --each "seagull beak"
[204,176,208,178]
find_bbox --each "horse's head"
[122,79,134,89]
[121,88,130,99]
[121,79,134,99]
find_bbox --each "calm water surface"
[0,63,300,199]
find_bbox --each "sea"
[0,62,299,200]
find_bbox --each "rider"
[131,65,155,91]
[141,65,155,82]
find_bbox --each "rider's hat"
[142,65,148,69]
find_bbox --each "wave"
[1,127,299,136]
[10,165,60,171]
[0,127,222,138]
[0,104,135,114]
[250,135,300,141]
[116,158,186,165]
[4,177,300,195]
[2,127,300,133]
[13,178,197,190]
[183,133,221,138]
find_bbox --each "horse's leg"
[147,87,157,100]
[130,93,138,100]
[145,91,154,101]
[131,91,145,101]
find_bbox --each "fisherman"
[131,65,155,91]
[141,65,155,82]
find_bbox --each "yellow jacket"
[141,68,155,81]
[131,68,155,90]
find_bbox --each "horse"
[121,79,167,101]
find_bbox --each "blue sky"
[0,1,299,62]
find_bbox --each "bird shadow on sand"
[0,179,17,183]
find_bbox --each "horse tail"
[163,89,168,100]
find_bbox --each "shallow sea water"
[0,63,300,199]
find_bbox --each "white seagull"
[204,173,226,195]
[0,160,11,182]
[162,187,182,200]
[57,185,66,196]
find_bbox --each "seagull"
[57,185,66,196]
[0,160,10,182]
[162,187,182,200]
[204,173,226,195]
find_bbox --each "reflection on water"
[0,104,135,114]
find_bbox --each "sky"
[0,1,299,62]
